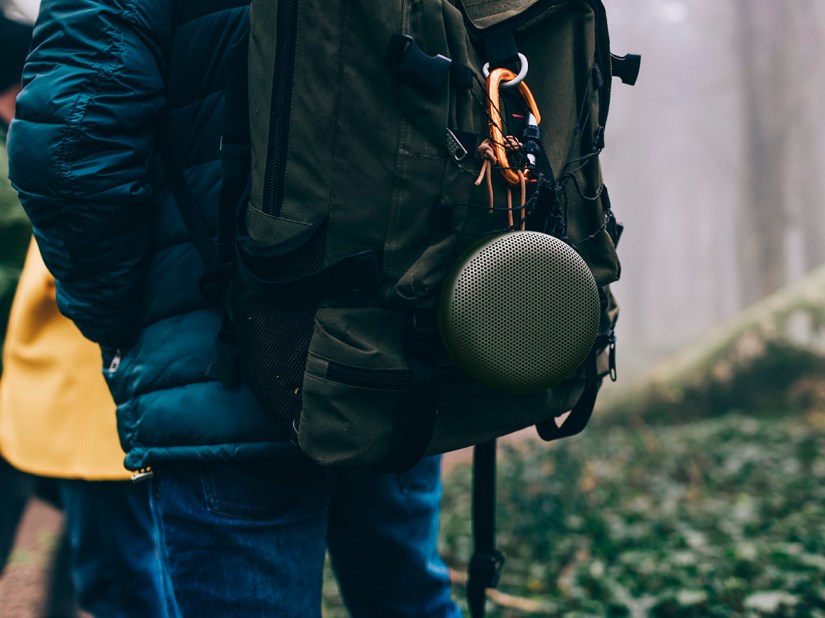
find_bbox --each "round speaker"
[438,231,600,394]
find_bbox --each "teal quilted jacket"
[8,0,290,470]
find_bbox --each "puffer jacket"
[8,0,290,470]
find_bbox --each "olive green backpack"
[219,0,639,467]
[175,1,638,612]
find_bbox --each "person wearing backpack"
[7,1,461,616]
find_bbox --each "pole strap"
[467,440,506,618]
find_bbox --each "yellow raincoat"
[0,240,129,479]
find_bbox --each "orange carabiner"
[486,68,542,186]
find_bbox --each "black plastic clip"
[611,53,642,86]
[384,34,452,90]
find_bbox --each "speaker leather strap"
[536,350,600,441]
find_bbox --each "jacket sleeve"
[7,0,171,347]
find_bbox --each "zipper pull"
[608,331,617,382]
[107,349,122,375]
[131,468,154,483]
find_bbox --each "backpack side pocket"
[298,307,412,466]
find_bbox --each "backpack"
[214,0,640,470]
[170,0,638,612]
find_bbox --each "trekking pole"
[467,440,505,618]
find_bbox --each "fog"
[601,0,825,377]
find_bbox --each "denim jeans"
[0,456,33,572]
[150,454,462,618]
[59,479,167,617]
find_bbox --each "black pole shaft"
[467,439,497,618]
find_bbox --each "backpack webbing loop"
[375,352,440,473]
[483,31,519,72]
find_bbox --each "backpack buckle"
[611,53,641,86]
[384,34,452,90]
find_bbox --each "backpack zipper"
[326,362,412,390]
[262,0,300,216]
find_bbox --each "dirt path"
[0,499,63,617]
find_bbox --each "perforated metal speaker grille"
[438,231,600,394]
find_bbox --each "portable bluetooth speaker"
[438,231,601,395]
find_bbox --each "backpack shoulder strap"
[157,133,218,269]
[159,30,250,300]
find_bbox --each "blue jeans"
[59,479,167,617]
[150,454,462,618]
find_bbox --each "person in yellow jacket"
[0,240,166,617]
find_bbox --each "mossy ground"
[438,409,825,617]
[320,407,825,617]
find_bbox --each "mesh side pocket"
[229,221,326,434]
[230,277,315,433]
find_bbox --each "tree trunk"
[734,0,792,306]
